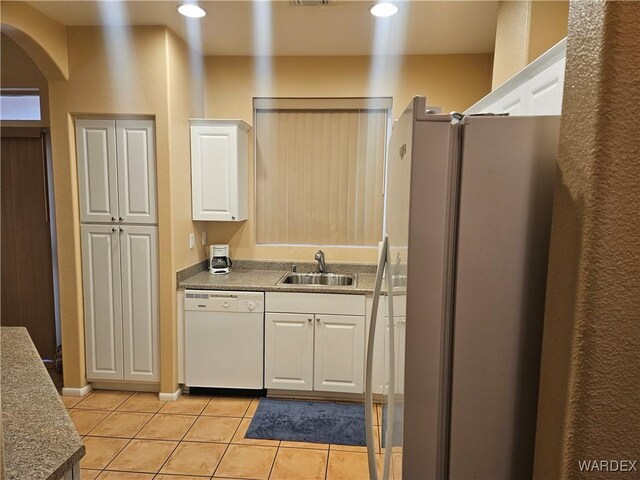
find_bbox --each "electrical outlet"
[189,233,195,249]
[201,231,207,245]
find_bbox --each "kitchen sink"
[277,272,357,287]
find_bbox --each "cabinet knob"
[307,316,313,323]
[112,227,117,232]
[111,216,116,221]
[119,217,124,221]
[119,227,124,232]
[316,317,320,323]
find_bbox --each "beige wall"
[0,1,68,81]
[0,21,204,393]
[528,1,568,62]
[204,53,493,263]
[491,0,568,88]
[164,30,207,389]
[533,1,640,478]
[0,32,50,126]
[492,0,531,88]
[50,26,176,391]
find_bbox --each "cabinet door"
[119,226,159,382]
[314,314,365,394]
[76,119,118,223]
[191,125,239,221]
[526,57,566,115]
[496,83,530,115]
[265,313,314,390]
[81,225,123,380]
[116,120,157,224]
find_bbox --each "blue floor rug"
[245,398,366,446]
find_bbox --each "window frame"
[0,88,42,122]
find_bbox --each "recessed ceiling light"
[369,2,398,17]
[177,3,206,18]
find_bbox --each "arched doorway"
[1,31,60,385]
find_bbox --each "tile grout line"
[100,396,167,474]
[212,397,255,479]
[154,393,216,476]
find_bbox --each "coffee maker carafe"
[209,244,232,275]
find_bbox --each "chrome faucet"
[314,250,326,273]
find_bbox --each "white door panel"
[119,226,159,382]
[527,57,566,115]
[314,314,365,394]
[82,225,123,380]
[191,125,238,221]
[76,119,118,223]
[265,313,314,390]
[116,120,157,224]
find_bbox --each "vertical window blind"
[255,98,390,246]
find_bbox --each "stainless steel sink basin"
[277,272,357,287]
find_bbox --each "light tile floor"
[60,390,383,480]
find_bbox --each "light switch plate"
[189,233,195,249]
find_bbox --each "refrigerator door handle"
[382,240,396,480]
[365,236,388,480]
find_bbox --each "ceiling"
[27,1,499,56]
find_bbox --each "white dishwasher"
[185,290,264,389]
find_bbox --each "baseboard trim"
[267,389,364,403]
[61,384,92,397]
[159,388,182,402]
[91,381,159,393]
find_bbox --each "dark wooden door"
[1,133,56,360]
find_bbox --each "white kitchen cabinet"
[466,38,566,116]
[76,119,118,223]
[527,56,566,115]
[190,119,250,221]
[81,225,123,380]
[265,313,314,391]
[264,292,367,394]
[82,224,159,383]
[115,120,157,224]
[77,117,158,385]
[76,118,157,224]
[119,226,159,382]
[314,314,365,393]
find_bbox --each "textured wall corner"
[534,1,640,479]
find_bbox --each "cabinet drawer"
[266,292,365,316]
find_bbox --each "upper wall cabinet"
[465,38,566,116]
[76,118,157,224]
[190,119,250,221]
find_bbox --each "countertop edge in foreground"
[1,327,85,480]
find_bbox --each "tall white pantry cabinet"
[76,118,159,383]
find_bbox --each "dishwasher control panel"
[185,290,264,313]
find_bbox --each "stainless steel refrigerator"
[365,97,560,479]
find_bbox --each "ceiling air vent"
[291,0,330,6]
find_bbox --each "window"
[255,98,390,246]
[0,89,41,121]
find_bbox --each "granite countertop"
[1,327,85,480]
[179,269,378,295]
